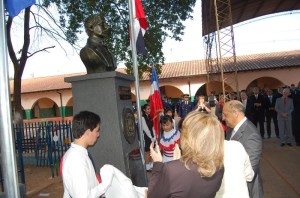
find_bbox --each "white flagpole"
[0,2,21,197]
[128,0,148,184]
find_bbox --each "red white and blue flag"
[4,0,35,18]
[132,0,148,55]
[150,66,163,142]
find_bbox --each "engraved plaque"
[122,107,136,144]
[119,86,132,100]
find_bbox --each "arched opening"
[21,106,26,119]
[31,98,60,119]
[246,77,284,94]
[160,85,183,102]
[195,82,233,97]
[65,98,74,117]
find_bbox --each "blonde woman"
[148,111,224,197]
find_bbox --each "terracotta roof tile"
[143,50,300,80]
[10,72,85,94]
[10,50,300,93]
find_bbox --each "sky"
[8,0,300,79]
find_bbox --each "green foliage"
[42,0,196,74]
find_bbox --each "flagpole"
[128,0,148,184]
[0,2,21,197]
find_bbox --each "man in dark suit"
[249,87,266,138]
[240,90,254,122]
[178,94,194,118]
[275,88,294,146]
[292,86,300,146]
[166,97,175,114]
[162,96,169,111]
[223,100,263,198]
[175,95,184,116]
[265,89,279,138]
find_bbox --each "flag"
[132,0,148,55]
[150,66,163,142]
[4,0,36,18]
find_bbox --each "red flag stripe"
[135,0,148,30]
[150,67,163,142]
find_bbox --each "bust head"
[84,15,107,37]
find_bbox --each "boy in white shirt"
[61,111,112,197]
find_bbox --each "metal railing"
[0,121,73,192]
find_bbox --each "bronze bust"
[80,15,116,73]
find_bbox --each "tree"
[44,0,196,74]
[7,0,196,123]
[7,5,72,124]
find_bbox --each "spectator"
[275,88,294,146]
[141,104,156,171]
[223,100,263,198]
[249,87,266,138]
[240,90,254,123]
[148,111,224,197]
[159,115,180,163]
[178,94,194,118]
[164,108,177,129]
[228,92,236,101]
[265,89,279,138]
[195,95,211,113]
[215,95,227,132]
[208,91,217,107]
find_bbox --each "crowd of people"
[60,83,300,198]
[159,83,300,147]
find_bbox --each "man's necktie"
[269,96,272,104]
[284,97,286,105]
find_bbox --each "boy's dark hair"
[161,115,173,124]
[72,111,101,139]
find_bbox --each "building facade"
[10,50,300,121]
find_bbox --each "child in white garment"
[159,115,180,163]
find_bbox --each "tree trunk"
[13,72,23,125]
[7,7,31,125]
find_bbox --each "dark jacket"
[226,119,263,198]
[148,160,224,198]
[241,98,254,122]
[249,94,265,119]
[178,101,194,118]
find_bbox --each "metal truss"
[203,0,239,97]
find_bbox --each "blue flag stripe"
[151,66,160,93]
[4,0,36,18]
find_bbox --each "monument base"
[65,71,147,186]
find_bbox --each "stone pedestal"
[65,71,147,186]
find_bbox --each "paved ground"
[260,137,300,197]
[25,137,300,198]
